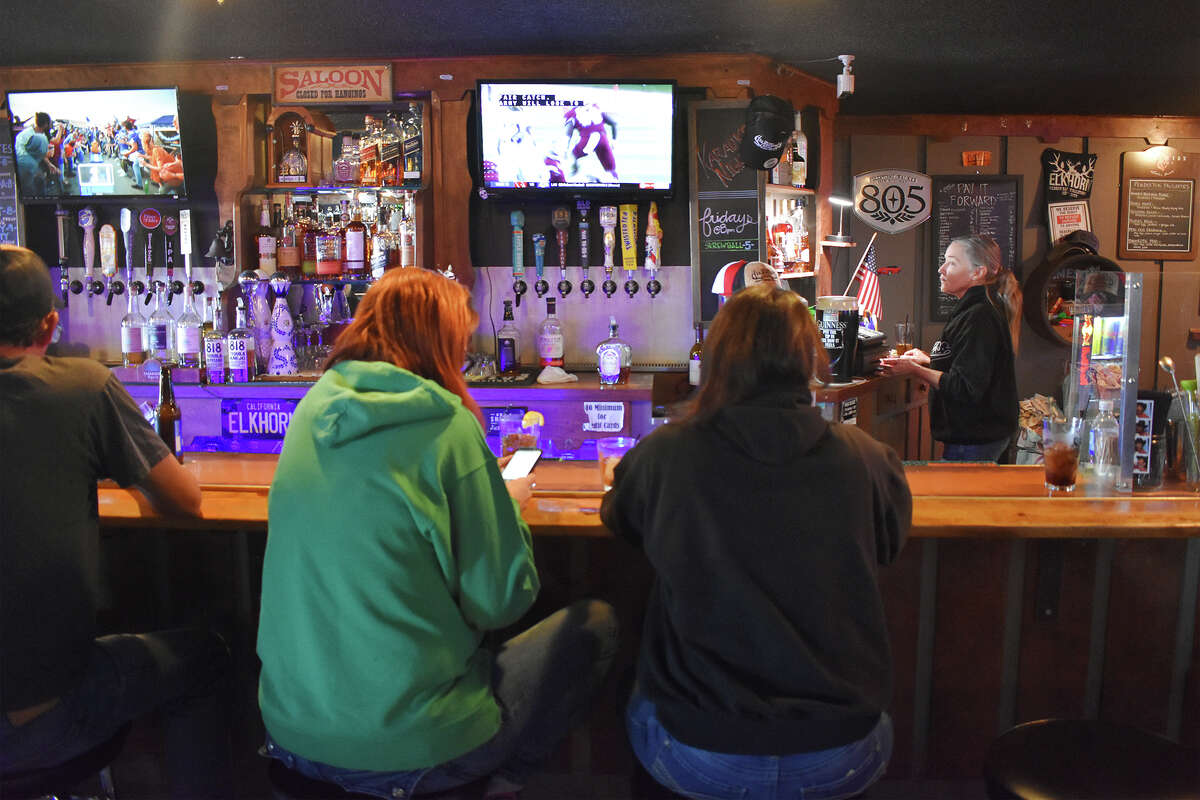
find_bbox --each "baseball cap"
[740,95,794,170]
[0,245,60,341]
[711,259,784,298]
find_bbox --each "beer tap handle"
[532,234,548,298]
[178,209,193,282]
[55,205,71,305]
[552,206,571,298]
[190,279,205,296]
[105,277,125,307]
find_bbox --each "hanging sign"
[852,169,932,234]
[1042,148,1097,243]
[1117,146,1197,261]
[273,64,393,105]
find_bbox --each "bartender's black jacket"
[929,284,1019,445]
[600,387,911,755]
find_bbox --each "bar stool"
[0,722,132,800]
[983,718,1200,800]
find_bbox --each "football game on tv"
[477,80,674,192]
[7,87,186,200]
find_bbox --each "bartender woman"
[880,234,1020,461]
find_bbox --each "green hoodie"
[257,361,539,771]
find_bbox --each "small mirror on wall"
[1024,245,1123,346]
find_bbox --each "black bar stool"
[984,718,1200,800]
[0,722,132,800]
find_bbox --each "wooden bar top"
[97,454,1200,538]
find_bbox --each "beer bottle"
[156,364,183,463]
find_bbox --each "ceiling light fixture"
[837,55,855,99]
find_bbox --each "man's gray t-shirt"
[1,355,170,710]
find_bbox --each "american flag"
[856,242,882,320]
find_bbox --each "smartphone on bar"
[502,448,542,480]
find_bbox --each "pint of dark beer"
[816,296,859,383]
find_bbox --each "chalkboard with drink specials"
[929,175,1021,322]
[689,100,762,324]
[1117,147,1197,261]
[0,117,20,246]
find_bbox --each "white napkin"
[536,366,579,384]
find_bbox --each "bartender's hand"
[504,474,535,508]
[901,347,930,365]
[878,356,918,377]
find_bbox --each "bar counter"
[97,454,1200,538]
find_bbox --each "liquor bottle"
[226,299,257,383]
[256,200,277,276]
[770,134,792,185]
[399,195,416,267]
[200,296,215,335]
[276,198,301,277]
[343,200,368,276]
[203,297,227,384]
[298,200,318,277]
[401,104,422,179]
[156,364,183,463]
[688,323,704,386]
[175,284,203,368]
[369,205,390,278]
[278,117,308,182]
[315,212,343,276]
[791,112,808,188]
[120,288,147,366]
[147,282,176,364]
[497,299,520,373]
[791,201,811,269]
[271,202,283,231]
[387,203,403,268]
[595,316,631,386]
[536,296,564,368]
[333,135,359,184]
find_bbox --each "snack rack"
[1062,269,1143,492]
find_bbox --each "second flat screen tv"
[477,80,675,194]
[7,87,187,201]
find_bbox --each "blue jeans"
[263,599,619,798]
[0,628,233,799]
[627,692,893,800]
[941,437,1011,463]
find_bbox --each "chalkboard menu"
[689,100,761,323]
[1117,147,1197,261]
[929,175,1021,321]
[0,118,20,246]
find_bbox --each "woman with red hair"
[258,269,617,800]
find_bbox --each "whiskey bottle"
[298,199,318,277]
[791,112,807,188]
[333,135,359,184]
[255,201,277,276]
[343,200,368,277]
[688,323,704,386]
[155,364,183,463]
[203,297,227,384]
[596,316,631,387]
[226,299,257,383]
[401,104,422,180]
[536,297,564,368]
[120,288,147,366]
[497,299,520,373]
[277,198,302,277]
[399,194,416,267]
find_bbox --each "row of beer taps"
[508,200,664,305]
[55,205,205,308]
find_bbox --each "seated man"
[0,245,232,799]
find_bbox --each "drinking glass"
[1042,418,1082,493]
[894,322,913,355]
[596,436,638,491]
[499,414,541,456]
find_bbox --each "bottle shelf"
[250,184,424,196]
[766,183,815,197]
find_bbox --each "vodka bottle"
[147,282,176,364]
[175,284,203,367]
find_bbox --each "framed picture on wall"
[1048,200,1091,244]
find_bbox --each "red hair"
[325,269,483,426]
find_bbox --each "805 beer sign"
[853,170,932,234]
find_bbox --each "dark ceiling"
[2,0,1198,116]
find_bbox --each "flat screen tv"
[6,87,187,201]
[476,80,675,194]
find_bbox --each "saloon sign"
[853,169,932,234]
[273,64,393,105]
